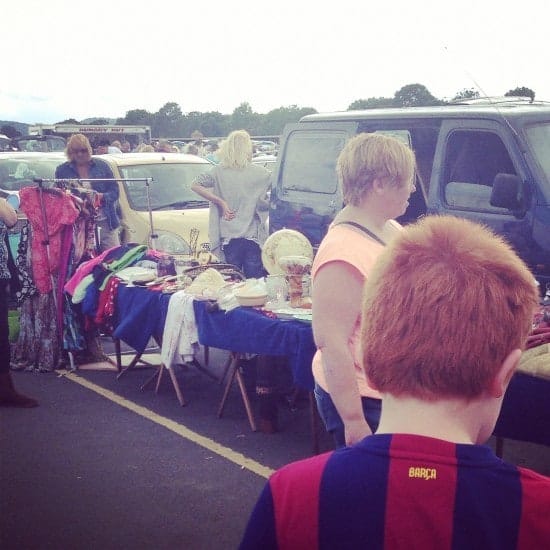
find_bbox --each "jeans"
[314,383,381,449]
[223,238,265,279]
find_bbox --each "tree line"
[1,83,537,140]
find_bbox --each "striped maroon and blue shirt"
[240,434,550,549]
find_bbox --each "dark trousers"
[314,383,381,449]
[0,280,10,373]
[223,238,265,279]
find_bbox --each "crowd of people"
[1,127,549,547]
[85,135,274,164]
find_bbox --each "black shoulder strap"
[333,221,386,246]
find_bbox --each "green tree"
[260,105,317,135]
[348,97,394,110]
[152,102,184,137]
[451,88,480,102]
[57,118,80,124]
[116,109,152,126]
[88,118,110,125]
[393,84,440,107]
[505,86,535,101]
[0,124,19,138]
[231,102,261,135]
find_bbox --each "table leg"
[256,355,278,433]
[114,338,122,372]
[217,353,240,418]
[217,353,257,431]
[235,367,257,431]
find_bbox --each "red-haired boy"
[240,215,550,550]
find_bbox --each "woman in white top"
[191,130,271,278]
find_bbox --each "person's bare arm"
[191,182,235,220]
[0,198,17,228]
[312,261,371,445]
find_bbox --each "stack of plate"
[261,229,314,275]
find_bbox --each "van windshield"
[524,123,550,189]
[281,131,347,193]
[119,162,211,211]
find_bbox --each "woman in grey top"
[192,130,271,278]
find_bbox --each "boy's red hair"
[362,215,538,399]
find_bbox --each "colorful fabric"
[14,221,37,304]
[0,226,10,279]
[64,246,119,297]
[240,434,550,550]
[19,188,80,293]
[94,276,120,334]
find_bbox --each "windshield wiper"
[152,200,209,210]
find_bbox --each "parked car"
[99,152,211,257]
[270,98,550,288]
[0,151,66,191]
[0,134,12,152]
[0,151,212,259]
[11,135,66,152]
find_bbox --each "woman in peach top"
[312,133,416,448]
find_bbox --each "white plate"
[261,229,314,275]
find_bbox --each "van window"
[524,123,550,188]
[444,130,516,212]
[281,131,347,193]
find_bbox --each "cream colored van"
[100,152,211,259]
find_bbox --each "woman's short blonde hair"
[65,134,92,160]
[219,130,253,169]
[337,133,416,206]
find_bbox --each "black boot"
[0,371,38,408]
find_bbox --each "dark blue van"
[269,98,550,288]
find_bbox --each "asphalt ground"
[1,343,549,550]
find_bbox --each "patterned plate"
[261,229,314,275]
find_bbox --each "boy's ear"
[489,349,522,398]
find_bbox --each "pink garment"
[64,245,119,296]
[20,188,80,294]
[311,223,399,399]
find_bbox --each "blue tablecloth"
[110,285,317,391]
[113,285,171,352]
[193,301,316,391]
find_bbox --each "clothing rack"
[33,177,157,247]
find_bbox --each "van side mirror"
[490,173,523,211]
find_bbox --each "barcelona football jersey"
[239,434,550,549]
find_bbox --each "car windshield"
[0,157,61,191]
[119,162,211,210]
[524,122,550,190]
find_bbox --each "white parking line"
[64,371,274,479]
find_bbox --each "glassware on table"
[278,255,312,307]
[265,275,288,307]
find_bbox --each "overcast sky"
[2,0,549,124]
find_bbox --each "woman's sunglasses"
[71,148,88,154]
